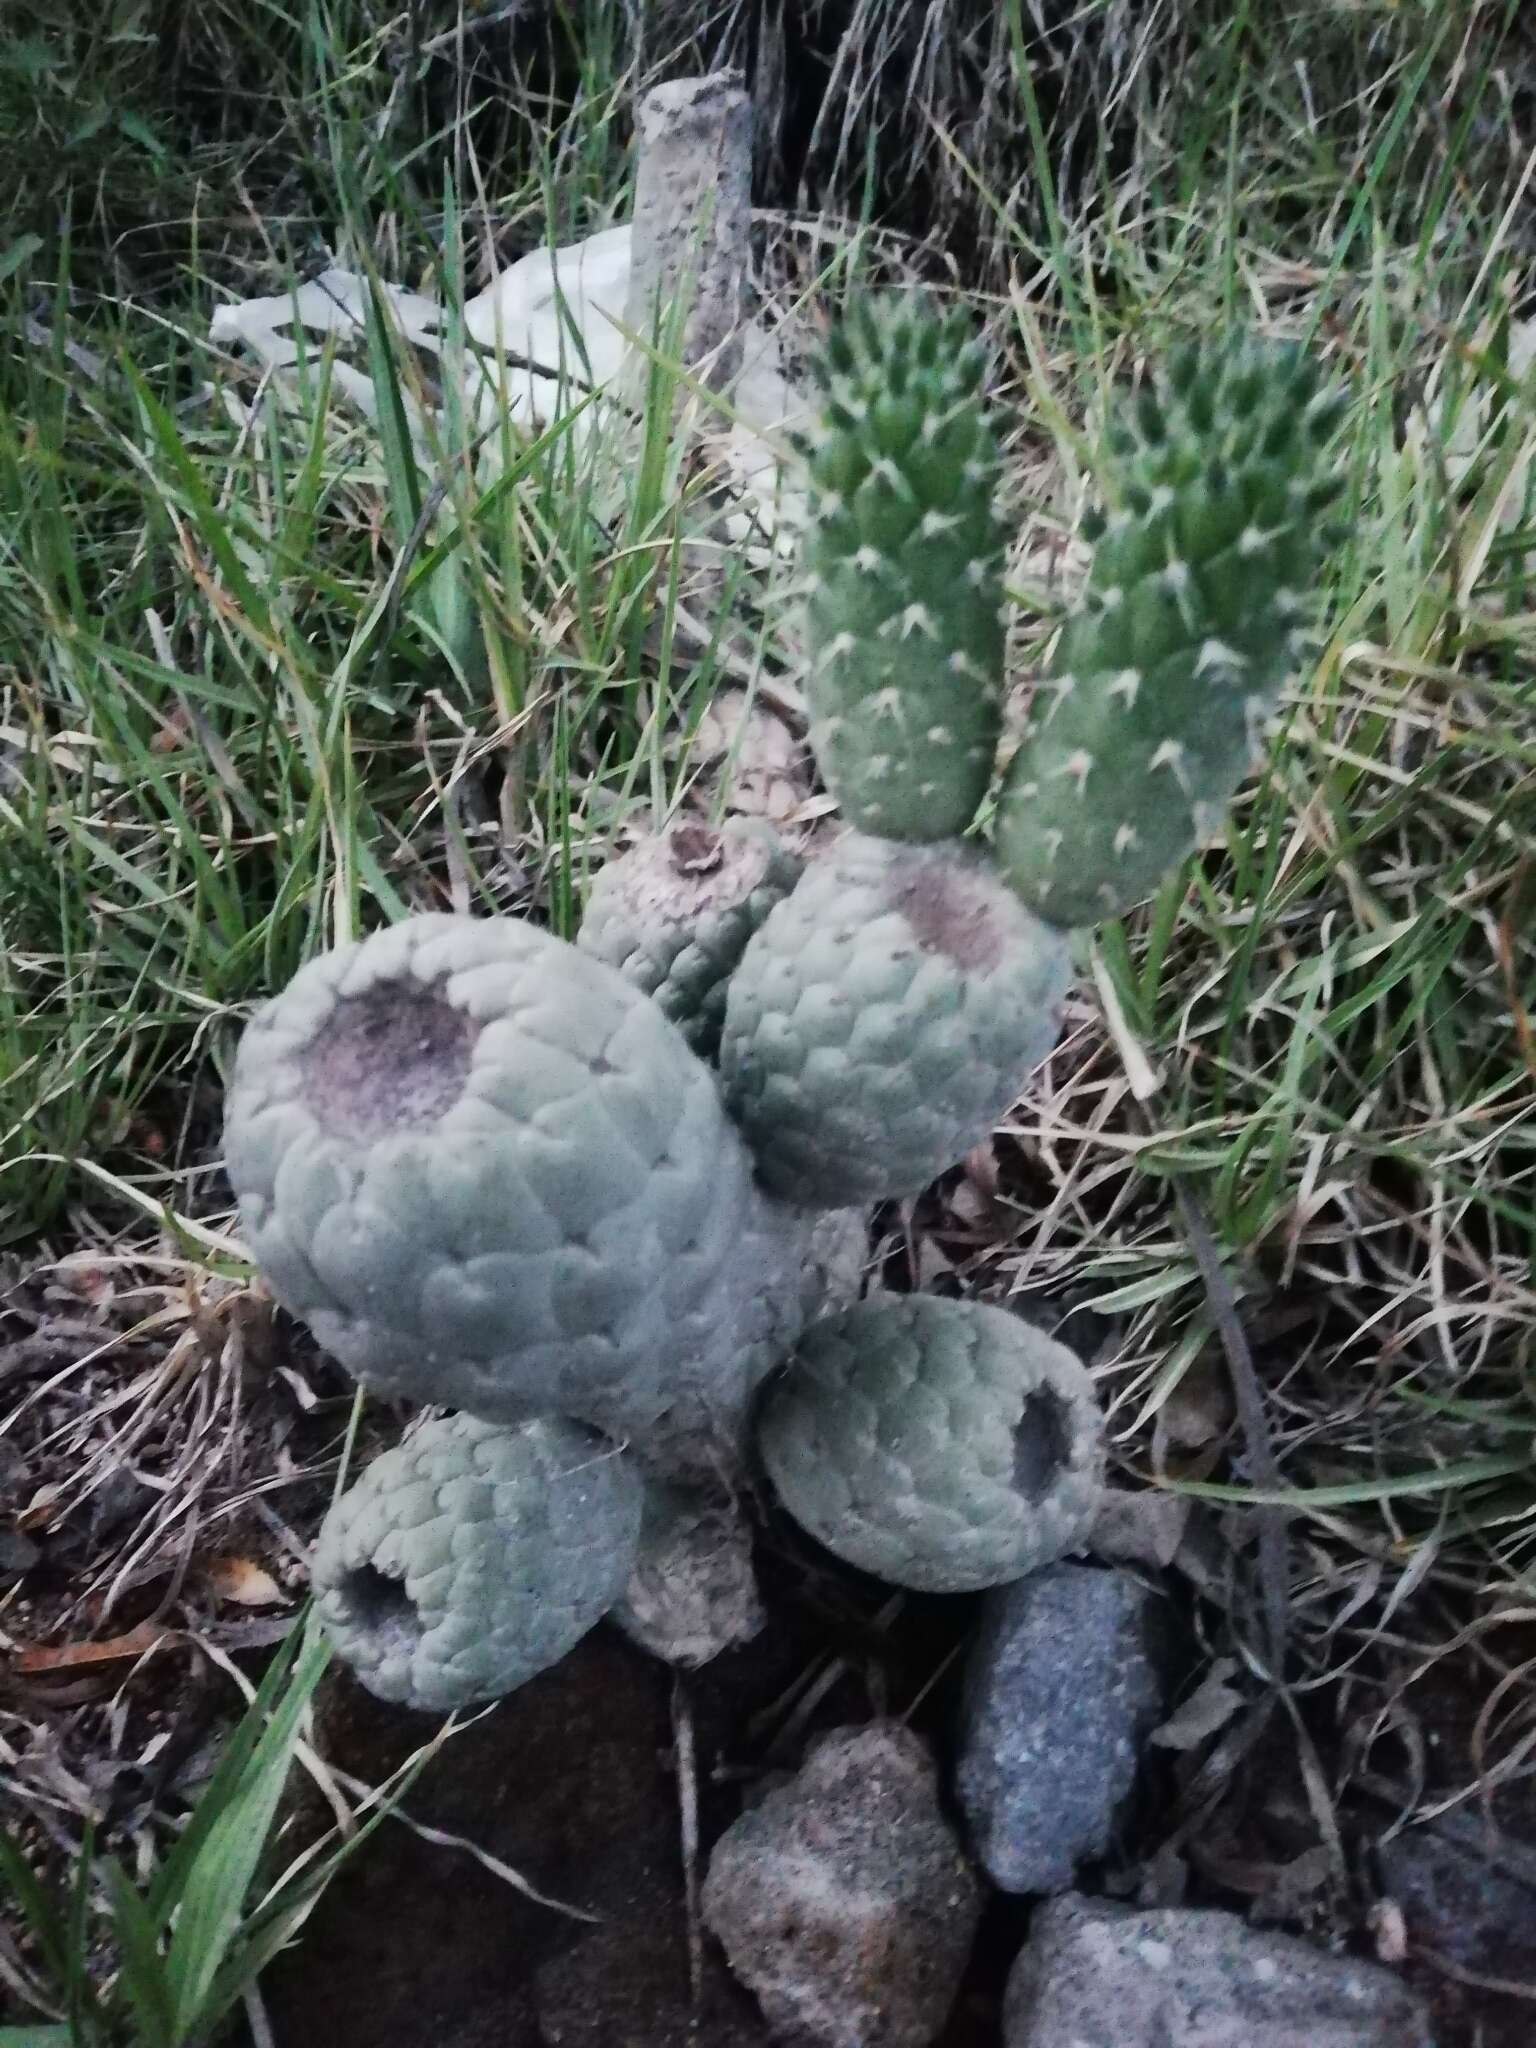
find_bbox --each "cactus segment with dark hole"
[222,912,797,1457]
[758,1295,1105,1592]
[312,1414,642,1710]
[718,834,1070,1207]
[576,817,803,1062]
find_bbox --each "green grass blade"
[143,1624,306,1926]
[162,1627,330,2036]
[361,273,425,547]
[118,360,276,645]
[104,1859,178,2048]
[1175,1451,1536,1510]
[0,1829,71,1990]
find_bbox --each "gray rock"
[955,1561,1167,1893]
[703,1721,982,2048]
[1378,1818,1536,1984]
[609,1482,765,1669]
[1089,1486,1190,1568]
[1004,1893,1434,2047]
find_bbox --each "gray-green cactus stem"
[758,1295,1105,1593]
[312,1414,643,1711]
[577,817,803,1062]
[719,834,1070,1208]
[223,911,802,1468]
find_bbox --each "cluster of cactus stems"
[224,297,1343,1710]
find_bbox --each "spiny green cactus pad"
[312,1414,642,1710]
[719,834,1070,1208]
[223,912,793,1457]
[758,1295,1104,1593]
[800,297,1008,841]
[995,339,1345,926]
[577,817,803,1062]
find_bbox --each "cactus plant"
[798,296,1008,842]
[719,833,1069,1207]
[713,310,1342,1206]
[994,339,1345,926]
[577,816,802,1061]
[222,911,801,1460]
[758,1295,1104,1592]
[222,300,1338,1718]
[312,1413,642,1710]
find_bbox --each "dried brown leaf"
[14,1622,179,1674]
[204,1555,287,1607]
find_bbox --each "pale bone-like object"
[207,75,807,551]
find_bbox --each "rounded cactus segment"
[800,296,1008,841]
[995,338,1345,928]
[312,1414,642,1710]
[577,817,803,1061]
[718,833,1070,1209]
[223,912,785,1453]
[758,1295,1104,1593]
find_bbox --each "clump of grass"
[632,0,1536,284]
[1,1627,331,2046]
[0,161,781,1248]
[0,1612,582,2042]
